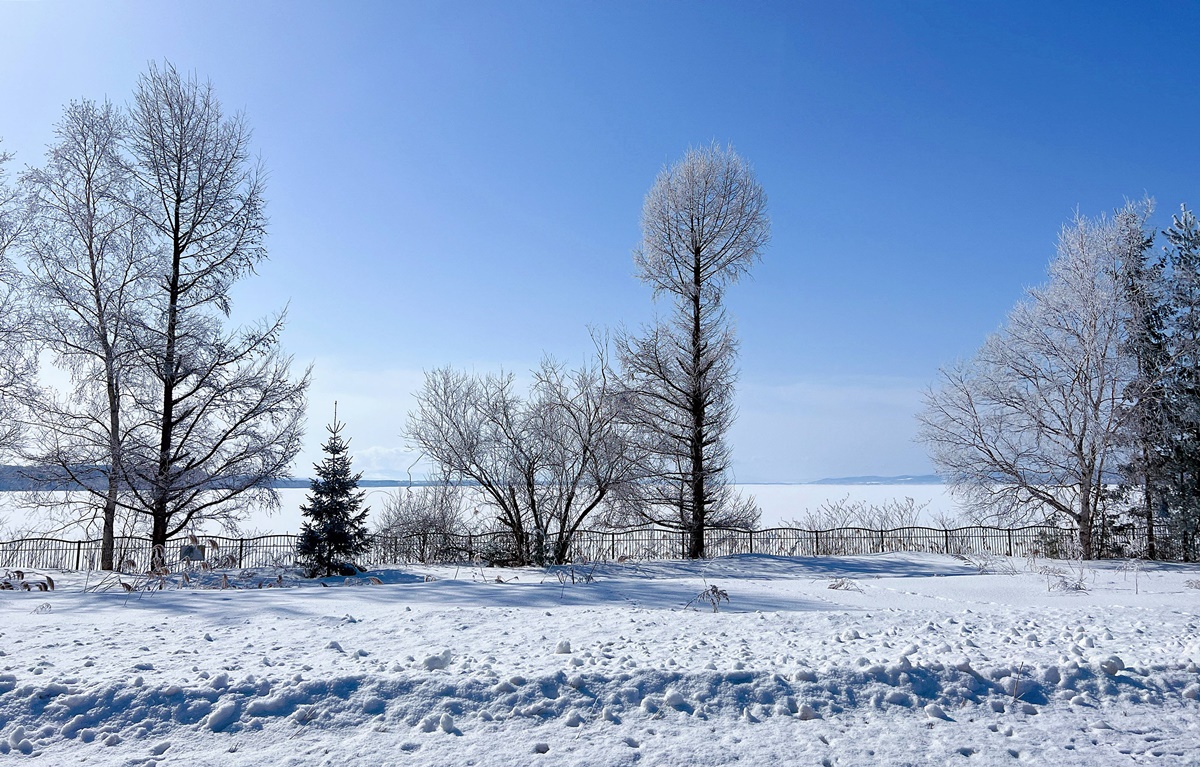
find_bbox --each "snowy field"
[0,484,963,539]
[2,553,1199,766]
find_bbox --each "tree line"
[920,199,1200,560]
[0,63,773,570]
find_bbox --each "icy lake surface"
[1,553,1198,765]
[0,484,965,539]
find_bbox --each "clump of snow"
[1099,655,1125,675]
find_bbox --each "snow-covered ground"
[2,553,1198,765]
[0,484,963,539]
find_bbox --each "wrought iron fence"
[0,523,1195,572]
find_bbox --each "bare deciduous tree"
[375,482,467,563]
[19,100,151,569]
[408,347,641,565]
[120,62,309,565]
[619,144,769,558]
[0,142,32,457]
[918,207,1143,558]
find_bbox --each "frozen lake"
[0,483,962,539]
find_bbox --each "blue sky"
[3,1,1199,481]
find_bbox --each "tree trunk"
[687,252,707,559]
[686,522,705,560]
[102,367,121,572]
[149,243,182,572]
[1076,462,1095,560]
[1144,472,1157,560]
[150,509,169,570]
[1077,504,1094,560]
[101,483,117,571]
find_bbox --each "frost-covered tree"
[0,142,32,458]
[19,100,152,570]
[297,406,370,577]
[117,62,309,565]
[919,208,1141,558]
[408,347,642,565]
[618,144,769,558]
[1156,206,1200,550]
[1114,201,1168,557]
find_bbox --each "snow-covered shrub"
[550,563,597,586]
[1038,557,1093,592]
[374,483,467,563]
[789,496,930,531]
[953,551,1018,575]
[686,583,730,612]
[827,577,863,592]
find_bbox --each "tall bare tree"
[918,206,1143,558]
[618,144,769,558]
[20,100,151,569]
[409,347,641,565]
[121,62,308,564]
[0,142,32,457]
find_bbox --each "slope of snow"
[1,554,1198,765]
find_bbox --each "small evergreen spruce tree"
[296,404,371,577]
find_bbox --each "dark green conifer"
[296,404,370,577]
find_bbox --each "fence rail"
[1,522,1195,572]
